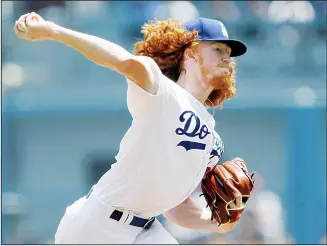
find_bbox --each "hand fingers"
[18,13,30,23]
[31,12,43,21]
[15,13,30,34]
[14,21,32,40]
[14,22,21,35]
[228,197,243,210]
[25,15,33,27]
[14,21,25,36]
[235,196,242,208]
[16,21,26,32]
[26,12,42,27]
[25,14,39,27]
[228,201,236,209]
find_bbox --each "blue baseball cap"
[184,17,247,57]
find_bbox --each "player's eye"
[216,47,229,56]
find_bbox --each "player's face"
[196,42,233,89]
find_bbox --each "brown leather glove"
[200,158,255,225]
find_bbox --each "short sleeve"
[125,56,167,118]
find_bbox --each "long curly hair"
[134,19,236,108]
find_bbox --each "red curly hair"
[134,19,236,108]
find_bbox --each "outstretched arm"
[51,25,133,71]
[14,12,159,93]
[163,197,237,233]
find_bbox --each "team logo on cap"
[221,24,229,38]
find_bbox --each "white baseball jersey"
[94,56,224,218]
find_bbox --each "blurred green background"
[1,1,326,244]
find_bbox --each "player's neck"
[176,72,213,106]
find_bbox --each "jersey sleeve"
[125,56,167,118]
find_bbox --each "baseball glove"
[200,158,255,225]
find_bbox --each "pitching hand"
[14,12,55,41]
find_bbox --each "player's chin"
[207,77,230,90]
[219,67,230,76]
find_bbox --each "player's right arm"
[14,12,159,94]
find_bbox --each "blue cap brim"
[199,38,247,57]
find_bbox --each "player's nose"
[221,57,231,64]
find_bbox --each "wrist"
[47,21,61,40]
[216,222,236,233]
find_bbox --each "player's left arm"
[162,197,236,233]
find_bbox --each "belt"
[86,186,155,230]
[110,209,155,229]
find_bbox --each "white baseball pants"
[54,193,178,244]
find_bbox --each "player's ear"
[184,47,198,63]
